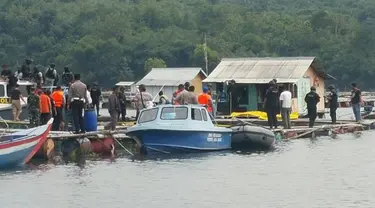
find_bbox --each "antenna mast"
[203,33,208,75]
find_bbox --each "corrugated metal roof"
[115,81,135,86]
[136,68,207,86]
[203,57,319,83]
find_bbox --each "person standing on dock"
[173,84,186,105]
[279,85,292,129]
[184,82,191,91]
[51,86,65,131]
[305,86,320,128]
[117,86,127,122]
[20,59,32,80]
[44,63,57,87]
[39,90,52,125]
[327,85,338,124]
[105,87,120,130]
[158,91,170,104]
[177,85,199,105]
[68,74,88,134]
[90,82,101,116]
[133,84,153,120]
[198,86,213,115]
[10,84,26,121]
[350,83,362,122]
[27,86,40,126]
[1,64,11,80]
[264,81,279,129]
[62,66,73,86]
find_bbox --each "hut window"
[138,108,159,123]
[201,109,208,121]
[191,108,202,121]
[160,107,188,120]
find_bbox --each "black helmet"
[328,85,335,90]
[26,59,33,64]
[311,86,316,91]
[50,63,55,68]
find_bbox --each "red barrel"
[91,137,115,155]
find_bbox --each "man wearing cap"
[27,86,40,126]
[305,86,320,127]
[327,85,338,124]
[198,86,213,115]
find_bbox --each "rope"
[112,135,134,156]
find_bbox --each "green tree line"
[1,0,375,89]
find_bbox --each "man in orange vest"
[198,86,213,115]
[51,86,65,130]
[39,90,52,125]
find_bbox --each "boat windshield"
[201,109,208,121]
[160,107,188,120]
[138,108,159,123]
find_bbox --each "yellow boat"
[230,111,298,121]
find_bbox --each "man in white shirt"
[279,85,292,129]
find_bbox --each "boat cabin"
[0,80,34,105]
[137,105,214,127]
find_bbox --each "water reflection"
[1,132,375,207]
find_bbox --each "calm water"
[1,130,375,208]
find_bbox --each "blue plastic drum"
[84,109,98,132]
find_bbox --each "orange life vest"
[198,93,212,112]
[40,94,51,113]
[51,90,64,108]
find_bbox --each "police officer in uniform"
[27,86,40,126]
[305,86,320,128]
[327,85,338,124]
[68,74,88,134]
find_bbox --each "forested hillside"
[1,0,375,88]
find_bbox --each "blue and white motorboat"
[126,105,232,154]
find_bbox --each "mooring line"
[112,136,134,156]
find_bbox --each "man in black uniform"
[264,81,279,129]
[90,82,101,116]
[117,86,127,121]
[21,59,33,80]
[327,85,338,124]
[305,86,320,128]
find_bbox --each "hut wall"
[191,74,204,94]
[304,67,325,113]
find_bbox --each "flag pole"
[203,33,208,75]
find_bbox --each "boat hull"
[0,118,52,169]
[128,129,232,154]
[231,125,275,150]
